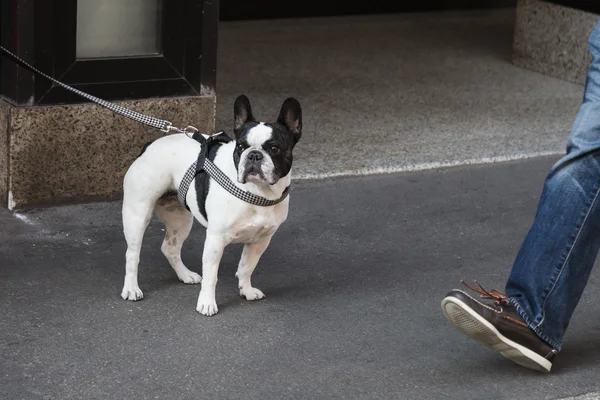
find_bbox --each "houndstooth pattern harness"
[177,131,290,214]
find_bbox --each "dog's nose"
[247,150,263,162]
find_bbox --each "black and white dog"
[120,95,302,316]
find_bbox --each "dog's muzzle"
[247,150,263,163]
[239,150,271,184]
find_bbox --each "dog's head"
[232,95,302,186]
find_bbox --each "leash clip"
[160,121,178,133]
[160,122,198,138]
[182,126,199,139]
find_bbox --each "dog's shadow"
[138,223,407,310]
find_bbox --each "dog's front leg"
[196,233,228,316]
[237,235,273,301]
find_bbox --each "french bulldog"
[120,95,302,316]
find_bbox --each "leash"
[0,45,197,136]
[0,45,290,208]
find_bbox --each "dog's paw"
[240,287,266,301]
[121,284,144,301]
[177,270,202,284]
[196,294,218,316]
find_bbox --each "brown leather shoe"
[441,280,558,372]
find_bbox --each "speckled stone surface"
[216,10,583,179]
[513,0,598,85]
[6,96,214,209]
[0,102,8,204]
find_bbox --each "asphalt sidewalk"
[2,156,600,400]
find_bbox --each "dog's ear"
[277,97,302,143]
[234,95,255,138]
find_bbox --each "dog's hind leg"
[155,197,201,284]
[121,197,155,301]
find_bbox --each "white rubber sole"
[441,296,552,372]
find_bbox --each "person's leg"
[442,18,600,372]
[508,17,600,351]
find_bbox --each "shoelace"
[461,280,509,304]
[460,280,529,327]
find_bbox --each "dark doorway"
[219,0,517,21]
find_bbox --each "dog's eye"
[270,146,280,154]
[237,144,245,152]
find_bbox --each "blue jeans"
[506,18,600,352]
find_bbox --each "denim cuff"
[509,297,562,352]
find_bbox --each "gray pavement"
[2,155,600,399]
[216,10,583,179]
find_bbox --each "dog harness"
[177,130,291,221]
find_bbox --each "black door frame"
[0,0,219,106]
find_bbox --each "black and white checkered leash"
[0,45,190,134]
[0,45,290,207]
